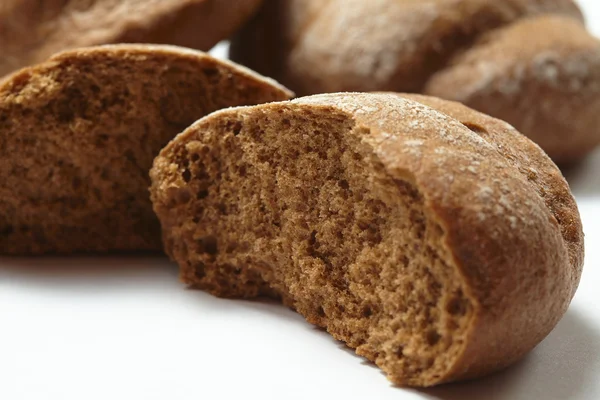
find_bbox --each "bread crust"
[0,44,292,254]
[150,92,583,385]
[0,0,263,77]
[295,93,581,382]
[230,0,600,163]
[424,16,600,165]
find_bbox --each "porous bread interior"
[156,106,474,385]
[0,51,284,254]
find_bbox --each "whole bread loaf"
[150,92,584,386]
[0,44,292,254]
[230,0,600,164]
[0,0,263,77]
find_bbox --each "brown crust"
[0,0,263,77]
[0,44,292,254]
[424,15,600,165]
[387,93,584,380]
[396,93,584,298]
[295,93,581,382]
[150,92,583,385]
[230,0,600,163]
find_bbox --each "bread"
[425,15,600,165]
[0,44,292,254]
[229,0,600,164]
[0,0,263,77]
[150,92,583,386]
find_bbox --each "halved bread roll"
[150,93,583,386]
[0,44,292,254]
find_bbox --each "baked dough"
[0,0,263,77]
[0,44,292,254]
[150,92,583,386]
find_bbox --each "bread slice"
[0,0,263,77]
[0,44,292,254]
[150,92,583,386]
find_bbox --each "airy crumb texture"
[0,44,292,254]
[150,93,583,386]
[0,0,263,77]
[230,0,600,164]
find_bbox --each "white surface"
[2,2,600,400]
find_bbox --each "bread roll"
[230,0,600,164]
[0,0,263,77]
[0,44,292,254]
[150,92,583,386]
[425,15,600,165]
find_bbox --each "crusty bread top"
[0,0,263,77]
[426,15,599,102]
[396,93,584,298]
[423,15,600,164]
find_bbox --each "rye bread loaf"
[150,92,583,386]
[0,0,263,77]
[0,44,292,254]
[229,0,600,164]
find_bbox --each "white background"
[2,2,600,399]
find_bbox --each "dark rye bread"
[424,15,600,165]
[230,0,600,164]
[150,93,583,386]
[0,0,263,77]
[0,44,292,254]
